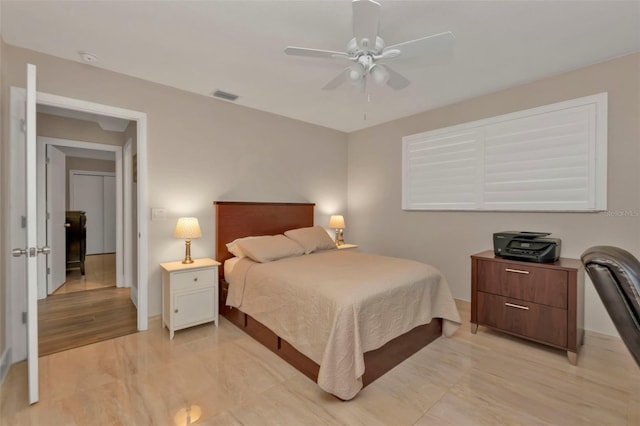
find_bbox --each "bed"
[214,201,461,400]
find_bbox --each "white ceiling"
[2,1,639,133]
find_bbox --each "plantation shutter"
[402,93,606,211]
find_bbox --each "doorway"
[36,135,125,297]
[35,118,135,354]
[8,87,149,372]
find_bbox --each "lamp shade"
[174,217,202,239]
[328,215,345,229]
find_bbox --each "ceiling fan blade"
[385,31,455,60]
[285,46,350,60]
[385,66,411,90]
[322,69,349,90]
[352,0,381,51]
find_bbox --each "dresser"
[160,258,220,339]
[65,210,86,275]
[471,250,584,364]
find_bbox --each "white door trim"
[37,137,124,294]
[123,138,133,291]
[7,87,28,365]
[35,92,149,332]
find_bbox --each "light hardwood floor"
[37,253,137,356]
[1,300,638,425]
[38,287,138,356]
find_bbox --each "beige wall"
[347,53,640,335]
[2,44,348,321]
[37,112,125,146]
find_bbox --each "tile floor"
[1,300,638,425]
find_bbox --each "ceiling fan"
[284,0,455,91]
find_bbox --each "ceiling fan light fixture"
[371,64,389,85]
[351,76,366,92]
[349,63,365,81]
[284,0,454,92]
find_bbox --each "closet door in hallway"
[70,171,116,255]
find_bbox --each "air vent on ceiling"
[212,90,239,102]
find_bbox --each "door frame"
[38,138,125,294]
[7,88,149,366]
[123,138,134,297]
[35,92,148,332]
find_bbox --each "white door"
[72,174,104,255]
[47,145,67,294]
[70,172,116,255]
[11,64,43,404]
[103,175,116,253]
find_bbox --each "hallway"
[38,254,137,356]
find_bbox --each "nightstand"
[160,258,220,339]
[337,243,358,250]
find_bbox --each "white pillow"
[236,234,305,263]
[226,236,261,258]
[284,226,336,254]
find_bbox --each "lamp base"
[182,239,194,264]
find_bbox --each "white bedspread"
[225,250,461,400]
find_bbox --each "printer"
[493,231,561,263]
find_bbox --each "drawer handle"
[505,268,529,275]
[193,277,198,282]
[505,302,529,311]
[174,309,179,313]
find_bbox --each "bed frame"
[214,201,442,392]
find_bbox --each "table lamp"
[174,217,201,264]
[328,215,345,246]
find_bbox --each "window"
[402,93,607,211]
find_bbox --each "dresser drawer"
[477,259,568,308]
[172,268,216,291]
[477,291,567,347]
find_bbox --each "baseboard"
[0,347,11,387]
[130,285,138,309]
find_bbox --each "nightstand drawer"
[477,259,568,308]
[172,268,216,291]
[477,291,567,347]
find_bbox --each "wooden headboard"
[214,201,315,275]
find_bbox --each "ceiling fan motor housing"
[347,36,385,57]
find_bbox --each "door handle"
[12,248,28,257]
[64,223,71,228]
[12,247,51,257]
